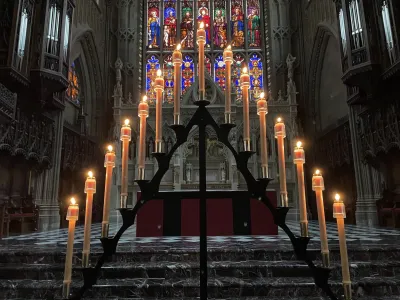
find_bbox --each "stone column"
[349,106,380,226]
[35,110,64,231]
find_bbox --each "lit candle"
[274,117,288,207]
[312,169,329,267]
[154,69,164,153]
[294,141,308,237]
[102,145,115,238]
[197,22,206,100]
[257,92,268,178]
[240,67,251,151]
[62,197,79,299]
[120,119,131,208]
[138,95,149,180]
[333,193,352,300]
[223,45,233,123]
[173,44,182,125]
[82,171,96,268]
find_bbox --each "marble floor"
[1,220,400,249]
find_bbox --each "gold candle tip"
[277,117,282,123]
[157,69,162,77]
[242,67,248,73]
[142,95,147,103]
[296,141,302,148]
[259,92,265,99]
[124,119,130,126]
[88,171,93,178]
[107,145,113,152]
[227,45,231,50]
[315,169,321,175]
[335,193,341,202]
[176,44,181,51]
[70,197,76,205]
[200,22,204,29]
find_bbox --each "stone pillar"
[349,106,380,226]
[35,111,64,231]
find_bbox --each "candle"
[294,141,308,237]
[257,92,268,178]
[274,117,288,207]
[333,193,352,300]
[138,95,149,180]
[102,145,115,238]
[120,119,131,208]
[240,67,251,151]
[197,22,206,100]
[62,197,79,299]
[312,169,329,267]
[223,45,233,123]
[154,69,164,153]
[82,171,96,268]
[173,44,182,125]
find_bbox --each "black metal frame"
[69,100,338,300]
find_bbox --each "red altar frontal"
[136,190,278,237]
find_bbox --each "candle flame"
[242,67,248,73]
[227,45,231,50]
[107,145,113,152]
[176,44,181,51]
[200,22,204,29]
[88,171,93,178]
[334,193,341,202]
[259,92,265,99]
[157,69,162,77]
[142,95,148,103]
[277,117,282,123]
[296,141,302,148]
[124,119,130,126]
[315,169,321,175]
[70,197,76,205]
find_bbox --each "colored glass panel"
[163,0,177,49]
[146,55,161,103]
[231,0,245,48]
[180,1,194,49]
[214,54,226,90]
[147,0,161,49]
[163,54,174,104]
[247,0,261,48]
[232,53,245,102]
[182,55,194,94]
[213,0,227,48]
[249,53,263,99]
[197,1,211,47]
[67,62,80,105]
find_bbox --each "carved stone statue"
[286,53,296,81]
[220,162,226,182]
[186,163,192,183]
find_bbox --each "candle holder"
[223,45,233,124]
[71,97,340,300]
[102,146,116,238]
[82,172,96,268]
[294,141,308,238]
[274,118,289,207]
[333,194,352,300]
[257,92,269,178]
[120,119,131,208]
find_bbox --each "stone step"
[1,244,399,264]
[1,260,399,281]
[6,297,400,300]
[1,276,399,299]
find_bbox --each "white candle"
[223,45,233,123]
[173,44,182,125]
[274,117,288,207]
[102,145,115,238]
[257,92,268,178]
[138,96,149,180]
[312,169,329,267]
[333,193,352,300]
[120,119,131,208]
[62,197,79,299]
[154,69,164,153]
[82,171,96,267]
[240,67,250,151]
[294,141,308,237]
[197,22,206,100]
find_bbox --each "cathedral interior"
[0,0,400,299]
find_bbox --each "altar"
[136,190,278,237]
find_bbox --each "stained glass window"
[146,55,161,103]
[145,0,264,101]
[182,55,195,94]
[163,54,174,104]
[214,54,226,90]
[67,62,80,105]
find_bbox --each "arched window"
[144,0,264,103]
[67,62,80,105]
